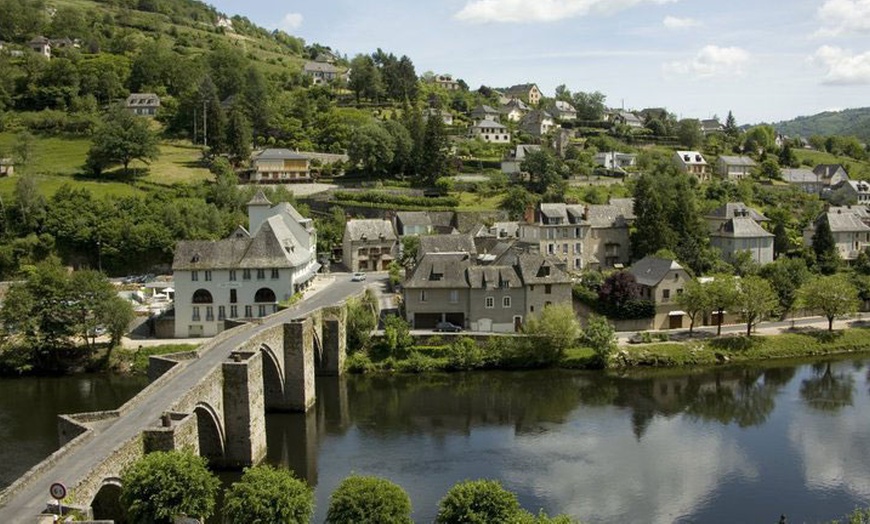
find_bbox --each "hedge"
[333,190,459,208]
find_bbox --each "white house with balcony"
[171,191,318,338]
[469,119,511,143]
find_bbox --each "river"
[1,359,869,523]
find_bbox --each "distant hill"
[771,107,870,142]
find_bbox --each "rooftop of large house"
[253,149,309,161]
[718,155,756,167]
[125,93,160,107]
[782,168,819,184]
[713,217,775,238]
[707,202,768,222]
[345,219,397,242]
[675,151,707,165]
[629,256,685,287]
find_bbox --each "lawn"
[455,191,504,211]
[0,133,89,176]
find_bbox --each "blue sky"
[206,0,870,124]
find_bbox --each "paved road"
[0,275,369,522]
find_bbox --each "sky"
[204,0,870,125]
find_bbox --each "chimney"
[524,204,536,224]
[583,205,589,221]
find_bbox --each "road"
[0,274,369,522]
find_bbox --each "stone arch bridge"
[0,283,358,523]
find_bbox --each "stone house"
[0,158,13,176]
[125,93,160,116]
[470,105,501,122]
[550,100,577,120]
[716,155,756,181]
[673,151,710,181]
[628,256,692,330]
[172,191,318,338]
[519,110,555,137]
[827,180,870,205]
[250,149,310,182]
[594,152,637,172]
[583,204,632,269]
[469,119,511,143]
[519,203,589,272]
[803,208,870,262]
[814,164,850,187]
[425,108,453,126]
[710,218,775,266]
[502,83,542,106]
[29,36,51,58]
[700,118,723,135]
[501,98,530,122]
[782,168,823,194]
[431,74,461,91]
[501,144,541,175]
[342,219,398,272]
[611,110,644,128]
[303,61,341,85]
[394,211,456,236]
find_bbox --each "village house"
[549,100,577,120]
[709,217,775,266]
[716,155,756,181]
[29,36,51,58]
[394,211,456,236]
[673,150,710,181]
[628,256,692,330]
[501,83,542,106]
[469,119,511,143]
[250,149,311,182]
[501,144,541,175]
[827,180,870,205]
[611,110,644,128]
[594,152,637,173]
[583,204,632,269]
[470,105,501,122]
[0,158,13,176]
[125,93,160,116]
[171,191,318,337]
[342,219,397,272]
[700,118,723,135]
[501,98,530,122]
[425,108,453,126]
[519,110,556,137]
[814,164,850,186]
[804,208,870,262]
[782,168,823,194]
[403,237,571,332]
[430,74,461,91]
[303,61,342,85]
[519,203,589,272]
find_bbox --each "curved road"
[0,275,370,522]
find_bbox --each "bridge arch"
[91,477,125,523]
[260,343,285,410]
[194,402,225,465]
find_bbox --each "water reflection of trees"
[799,361,854,411]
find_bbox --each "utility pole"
[202,99,208,149]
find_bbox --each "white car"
[351,272,367,282]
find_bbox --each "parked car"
[435,321,462,333]
[351,272,367,282]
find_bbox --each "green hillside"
[771,107,870,142]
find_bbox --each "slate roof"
[303,61,340,74]
[472,119,506,129]
[629,256,685,287]
[504,83,539,96]
[829,205,870,220]
[609,198,636,221]
[553,100,576,112]
[507,144,541,161]
[503,98,530,111]
[468,265,522,289]
[254,148,308,161]
[782,168,819,184]
[813,164,847,178]
[515,253,571,285]
[707,202,768,222]
[718,155,756,167]
[345,219,396,242]
[396,211,432,228]
[713,217,775,238]
[585,204,629,228]
[521,110,553,124]
[538,203,587,224]
[675,151,707,166]
[471,105,500,117]
[405,252,472,289]
[822,209,870,233]
[419,233,477,257]
[125,93,160,107]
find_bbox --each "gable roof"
[813,164,847,178]
[675,151,707,165]
[629,256,686,287]
[345,219,396,242]
[782,168,819,184]
[585,204,630,228]
[254,148,308,161]
[396,211,432,228]
[472,119,506,129]
[419,233,477,257]
[515,253,571,285]
[303,61,340,74]
[717,155,756,167]
[125,93,160,107]
[504,83,539,96]
[468,265,522,289]
[609,198,636,221]
[822,209,870,233]
[706,202,768,222]
[405,252,472,289]
[713,217,775,238]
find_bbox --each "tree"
[348,123,395,176]
[706,275,738,336]
[99,295,135,350]
[735,276,779,336]
[598,271,641,310]
[436,479,521,524]
[757,158,781,180]
[676,279,709,334]
[86,105,159,176]
[381,314,413,358]
[198,75,227,153]
[326,475,412,524]
[13,130,34,171]
[631,173,675,260]
[723,110,739,139]
[583,314,616,367]
[743,125,776,156]
[676,118,703,149]
[120,450,220,524]
[226,105,253,167]
[811,216,840,275]
[499,186,538,221]
[418,114,452,185]
[14,175,46,233]
[346,290,379,353]
[399,235,420,269]
[348,54,383,103]
[522,303,581,364]
[223,465,314,524]
[797,275,859,331]
[521,149,562,194]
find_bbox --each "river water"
[1,359,868,523]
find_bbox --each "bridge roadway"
[0,276,369,522]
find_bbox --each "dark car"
[435,321,462,333]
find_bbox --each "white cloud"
[662,15,700,29]
[278,12,303,31]
[811,45,870,84]
[817,0,870,35]
[663,45,750,78]
[454,0,678,24]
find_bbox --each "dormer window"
[683,155,690,161]
[191,253,200,263]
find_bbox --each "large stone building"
[342,219,397,272]
[628,256,692,330]
[172,191,318,337]
[250,149,311,182]
[804,208,870,262]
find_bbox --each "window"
[529,285,535,291]
[192,307,200,321]
[258,305,267,317]
[545,284,552,294]
[218,306,226,321]
[530,305,535,312]
[663,289,670,301]
[205,306,214,321]
[204,270,212,282]
[192,289,213,304]
[420,290,427,302]
[257,269,266,280]
[229,305,238,318]
[242,269,251,280]
[503,296,511,308]
[677,288,684,296]
[485,297,495,309]
[449,290,459,303]
[271,268,279,279]
[244,305,252,318]
[229,270,237,281]
[191,270,199,282]
[230,289,237,303]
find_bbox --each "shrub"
[326,475,412,524]
[446,336,486,370]
[436,479,521,524]
[345,352,375,374]
[395,351,446,373]
[223,465,313,524]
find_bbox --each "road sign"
[49,482,67,500]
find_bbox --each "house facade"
[29,36,50,58]
[431,74,461,91]
[814,164,849,186]
[172,192,318,338]
[782,168,823,194]
[470,105,501,122]
[501,144,541,175]
[303,61,341,85]
[827,180,870,205]
[519,110,555,137]
[519,203,589,272]
[584,205,632,269]
[628,256,692,330]
[125,93,160,116]
[594,152,637,172]
[550,100,577,120]
[716,156,756,180]
[342,219,397,272]
[710,218,775,265]
[501,98,530,122]
[804,209,870,262]
[503,83,542,106]
[673,151,710,181]
[251,149,311,182]
[469,119,511,143]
